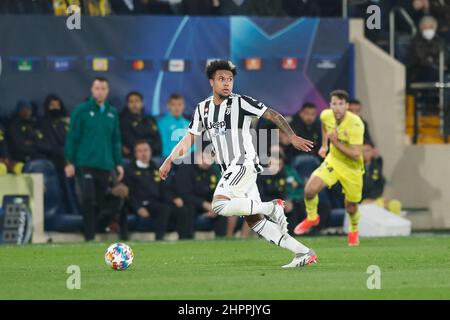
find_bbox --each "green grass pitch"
[0,235,449,299]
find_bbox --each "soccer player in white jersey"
[159,60,317,268]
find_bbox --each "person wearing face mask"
[408,15,448,83]
[39,94,69,173]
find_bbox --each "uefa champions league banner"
[0,15,351,116]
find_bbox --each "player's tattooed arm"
[263,108,314,152]
[263,108,296,138]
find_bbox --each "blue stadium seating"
[291,154,321,180]
[22,159,83,232]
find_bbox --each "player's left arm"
[262,108,314,152]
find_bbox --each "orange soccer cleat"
[348,231,360,246]
[293,216,320,235]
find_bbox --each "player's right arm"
[318,123,328,158]
[159,104,204,180]
[159,132,196,180]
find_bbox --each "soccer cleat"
[293,216,320,235]
[268,199,288,234]
[348,231,360,246]
[282,249,318,268]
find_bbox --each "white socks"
[212,198,274,217]
[251,219,309,255]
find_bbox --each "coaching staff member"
[64,77,124,241]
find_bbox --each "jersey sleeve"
[240,95,268,118]
[187,105,204,136]
[348,120,365,145]
[319,109,334,131]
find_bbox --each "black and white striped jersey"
[188,93,268,172]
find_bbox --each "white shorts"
[213,164,262,202]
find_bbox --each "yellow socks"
[304,195,319,221]
[348,209,361,232]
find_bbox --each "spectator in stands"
[290,102,322,158]
[282,0,320,17]
[110,0,150,14]
[181,0,221,15]
[39,94,69,174]
[0,0,53,14]
[408,16,448,83]
[64,77,124,241]
[7,100,49,163]
[52,0,81,15]
[124,141,195,240]
[172,146,229,237]
[348,99,375,147]
[98,173,130,240]
[158,94,190,159]
[409,0,450,37]
[362,144,402,215]
[84,0,112,15]
[51,0,112,15]
[0,124,18,175]
[120,91,162,160]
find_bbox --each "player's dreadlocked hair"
[330,89,349,102]
[206,60,237,79]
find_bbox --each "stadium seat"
[291,155,321,180]
[329,208,346,228]
[195,214,215,231]
[22,159,82,232]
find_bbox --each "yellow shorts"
[312,160,363,203]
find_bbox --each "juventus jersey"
[188,93,268,172]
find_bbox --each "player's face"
[330,96,348,121]
[348,103,361,116]
[210,70,234,99]
[127,95,143,114]
[135,143,152,163]
[168,98,185,117]
[300,107,317,125]
[91,80,109,103]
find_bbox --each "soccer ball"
[104,243,134,270]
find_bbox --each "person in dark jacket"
[64,77,124,241]
[290,102,322,159]
[408,16,448,83]
[0,124,19,174]
[119,91,162,159]
[172,148,229,237]
[124,140,194,240]
[39,94,69,172]
[7,100,49,163]
[362,144,385,201]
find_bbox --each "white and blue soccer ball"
[104,243,134,270]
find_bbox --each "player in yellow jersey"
[294,90,365,246]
